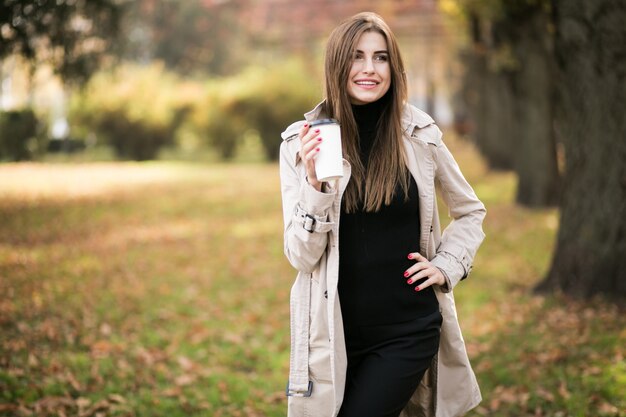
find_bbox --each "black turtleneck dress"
[336,98,442,417]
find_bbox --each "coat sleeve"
[429,137,486,292]
[279,139,336,273]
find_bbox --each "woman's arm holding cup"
[299,123,323,191]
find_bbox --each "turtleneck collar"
[351,94,388,133]
[350,93,391,163]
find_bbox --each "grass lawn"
[0,136,624,416]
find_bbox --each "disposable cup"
[310,119,343,182]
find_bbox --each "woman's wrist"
[307,176,323,192]
[311,180,323,192]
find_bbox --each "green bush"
[69,64,196,161]
[240,61,321,160]
[70,60,321,161]
[190,78,248,160]
[0,109,46,162]
[190,60,320,161]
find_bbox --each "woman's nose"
[362,57,375,73]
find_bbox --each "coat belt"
[286,274,313,397]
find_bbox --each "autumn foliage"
[0,137,624,416]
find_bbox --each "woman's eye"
[353,53,364,61]
[374,55,388,62]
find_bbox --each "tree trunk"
[536,0,626,298]
[510,10,561,207]
[0,62,3,108]
[461,49,515,170]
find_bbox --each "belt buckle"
[303,214,316,233]
[286,380,313,397]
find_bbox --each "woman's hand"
[298,123,323,191]
[404,252,446,291]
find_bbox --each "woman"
[279,12,486,417]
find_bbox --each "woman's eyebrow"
[354,49,389,54]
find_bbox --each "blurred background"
[1,0,462,163]
[1,0,624,416]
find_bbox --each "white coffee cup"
[310,119,343,182]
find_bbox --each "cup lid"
[309,118,339,127]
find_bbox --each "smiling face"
[347,30,391,105]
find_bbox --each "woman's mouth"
[354,80,379,89]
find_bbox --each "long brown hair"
[324,12,409,213]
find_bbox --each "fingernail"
[304,123,309,128]
[315,129,320,133]
[406,279,412,284]
[316,148,320,152]
[407,254,412,259]
[415,287,421,292]
[317,137,322,141]
[403,271,410,277]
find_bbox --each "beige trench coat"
[279,101,486,417]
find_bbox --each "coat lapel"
[404,129,436,258]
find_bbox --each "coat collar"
[280,100,439,165]
[305,99,435,131]
[304,101,327,122]
[282,100,436,140]
[401,102,436,133]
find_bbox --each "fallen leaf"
[108,394,126,404]
[177,355,194,371]
[76,397,91,409]
[535,387,554,402]
[90,340,115,357]
[66,371,83,391]
[79,399,110,417]
[558,381,571,400]
[175,374,195,386]
[598,402,619,414]
[99,323,112,336]
[162,387,182,397]
[0,404,18,412]
[27,353,39,367]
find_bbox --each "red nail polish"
[316,148,320,152]
[317,138,322,141]
[304,123,309,128]
[415,287,421,292]
[406,279,412,284]
[407,254,412,259]
[403,271,409,277]
[315,129,320,133]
